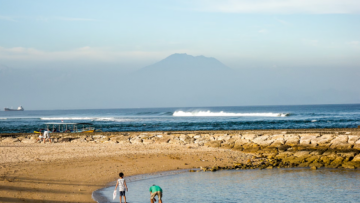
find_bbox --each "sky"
[0,0,359,109]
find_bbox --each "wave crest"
[173,111,289,117]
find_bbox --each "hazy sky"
[1,0,359,70]
[0,0,359,109]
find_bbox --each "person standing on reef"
[114,172,128,203]
[150,184,163,203]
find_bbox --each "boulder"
[299,134,319,147]
[194,138,210,146]
[179,134,189,141]
[110,136,130,144]
[233,139,250,150]
[330,135,351,149]
[242,143,260,152]
[242,134,257,140]
[253,135,273,147]
[293,151,311,157]
[155,136,171,144]
[348,135,360,144]
[311,134,334,147]
[220,142,235,149]
[284,134,300,146]
[204,140,222,148]
[337,152,356,158]
[275,152,294,159]
[309,161,323,168]
[352,154,360,162]
[130,137,143,144]
[326,157,344,168]
[353,139,360,150]
[217,134,231,141]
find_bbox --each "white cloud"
[192,0,360,14]
[302,39,319,46]
[0,46,190,65]
[258,29,268,34]
[275,18,292,26]
[0,15,17,22]
[55,17,98,22]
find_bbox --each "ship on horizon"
[4,106,24,111]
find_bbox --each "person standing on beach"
[150,184,163,203]
[43,129,51,143]
[114,172,128,203]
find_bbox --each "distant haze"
[0,53,359,110]
[0,1,359,110]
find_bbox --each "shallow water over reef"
[95,168,360,203]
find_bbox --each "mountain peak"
[140,53,231,73]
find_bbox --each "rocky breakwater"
[1,129,360,170]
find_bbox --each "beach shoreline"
[1,128,360,202]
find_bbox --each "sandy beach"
[0,141,251,203]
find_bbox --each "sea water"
[0,104,360,133]
[94,168,360,203]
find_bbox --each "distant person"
[36,131,45,142]
[44,129,51,143]
[114,172,128,203]
[150,184,163,203]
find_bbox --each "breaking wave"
[40,117,131,122]
[41,117,98,120]
[173,111,289,117]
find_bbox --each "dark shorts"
[119,191,126,196]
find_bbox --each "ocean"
[95,168,360,203]
[0,104,359,133]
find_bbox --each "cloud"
[348,41,360,48]
[55,17,98,22]
[0,15,17,22]
[302,39,319,46]
[0,46,191,65]
[258,29,268,34]
[275,18,292,26]
[191,0,360,14]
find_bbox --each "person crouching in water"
[150,184,163,203]
[114,172,128,203]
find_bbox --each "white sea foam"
[40,117,98,120]
[0,118,7,120]
[40,117,130,122]
[173,111,289,117]
[311,120,317,122]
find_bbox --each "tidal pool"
[94,168,360,203]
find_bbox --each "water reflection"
[96,168,360,203]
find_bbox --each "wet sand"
[0,142,251,203]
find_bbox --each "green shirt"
[149,185,162,193]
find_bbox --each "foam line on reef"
[173,111,289,117]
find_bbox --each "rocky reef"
[2,129,360,170]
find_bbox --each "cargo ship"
[4,106,24,111]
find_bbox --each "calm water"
[0,104,360,133]
[95,168,360,203]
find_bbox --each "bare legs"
[120,196,127,203]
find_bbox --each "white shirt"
[118,179,125,191]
